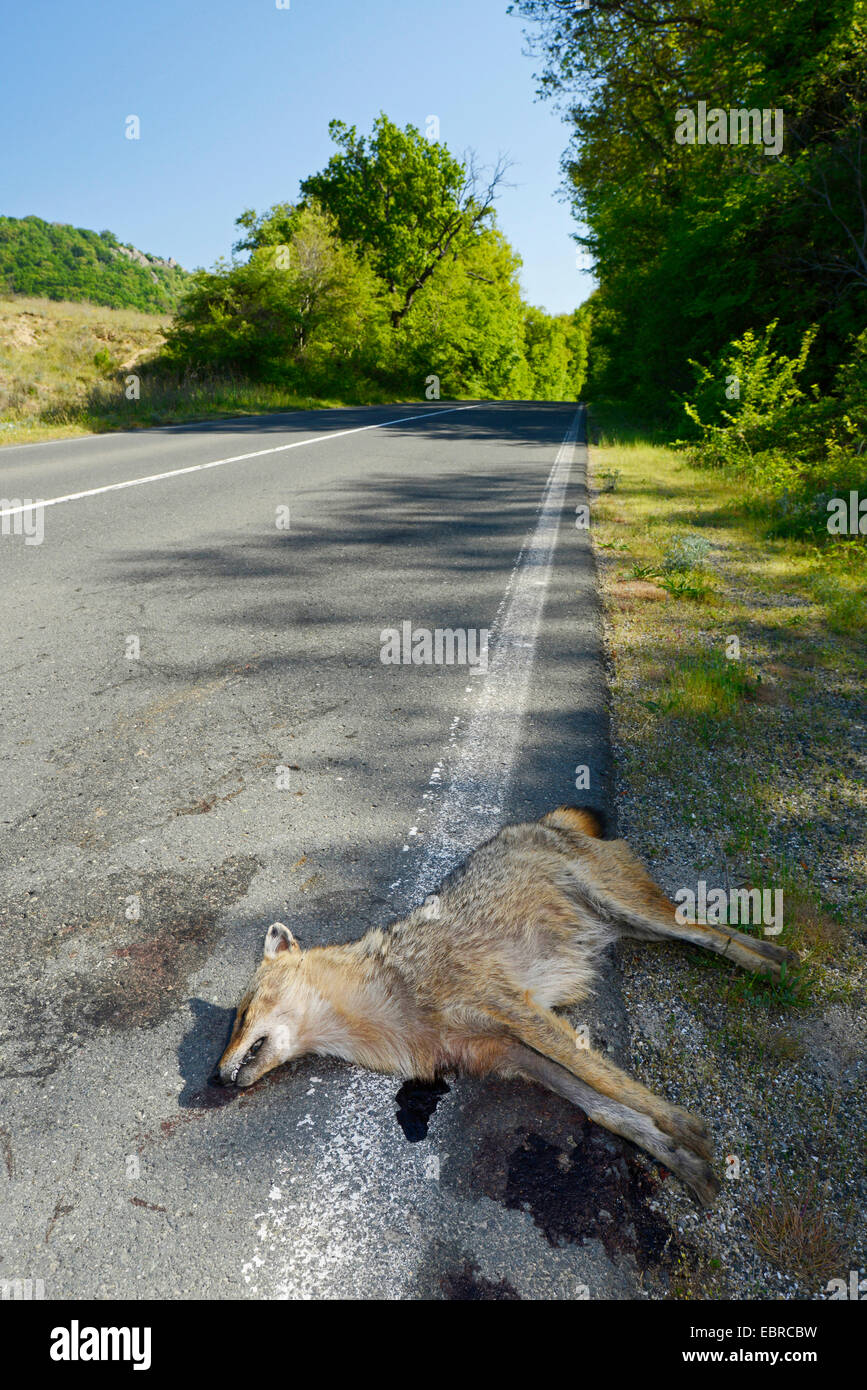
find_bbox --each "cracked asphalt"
[0,401,680,1299]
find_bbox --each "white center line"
[240,406,584,1300]
[0,404,483,519]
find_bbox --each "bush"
[681,322,867,544]
[682,321,818,466]
[164,203,389,390]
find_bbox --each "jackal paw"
[675,1149,721,1208]
[658,1104,713,1162]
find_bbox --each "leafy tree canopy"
[509,0,867,412]
[299,114,510,325]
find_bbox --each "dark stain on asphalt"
[0,857,260,1078]
[435,1075,680,1279]
[395,1077,451,1141]
[408,1239,524,1301]
[173,782,244,817]
[471,1120,675,1272]
[45,1198,75,1244]
[0,1128,14,1178]
[440,1258,522,1301]
[63,857,260,1035]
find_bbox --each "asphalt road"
[0,401,669,1300]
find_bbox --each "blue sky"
[1,0,592,314]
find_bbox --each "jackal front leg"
[490,1001,719,1206]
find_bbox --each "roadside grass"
[638,649,755,738]
[668,1247,730,1301]
[589,400,867,639]
[0,294,419,447]
[53,371,407,432]
[589,402,865,1293]
[588,414,865,1004]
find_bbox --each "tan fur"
[214,806,797,1206]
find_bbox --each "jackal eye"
[240,1036,265,1067]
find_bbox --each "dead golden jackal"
[213,806,795,1204]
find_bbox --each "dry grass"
[747,1183,848,1285]
[0,295,169,437]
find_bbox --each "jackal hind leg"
[622,910,797,979]
[501,1038,720,1207]
[585,839,797,980]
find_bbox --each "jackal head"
[211,923,306,1089]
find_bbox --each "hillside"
[0,295,169,439]
[0,215,189,312]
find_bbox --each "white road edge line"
[241,405,584,1300]
[0,404,484,518]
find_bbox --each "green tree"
[300,114,510,326]
[394,228,529,397]
[161,114,588,405]
[509,0,867,414]
[232,203,301,257]
[165,203,386,389]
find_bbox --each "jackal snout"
[211,922,304,1089]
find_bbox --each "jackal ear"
[264,922,300,959]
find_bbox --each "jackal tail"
[541,804,607,841]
